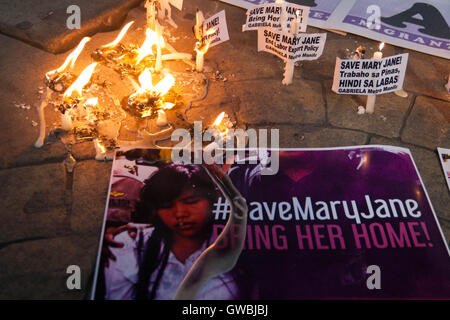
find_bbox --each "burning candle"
[35,37,90,148]
[195,43,205,72]
[136,28,159,65]
[193,11,213,72]
[63,63,97,101]
[365,43,384,114]
[352,45,365,60]
[282,10,301,86]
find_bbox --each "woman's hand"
[102,223,150,267]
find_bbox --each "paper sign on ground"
[202,10,230,47]
[335,0,450,59]
[437,148,450,192]
[242,3,310,32]
[91,146,450,300]
[223,0,341,29]
[169,0,183,11]
[258,27,326,61]
[332,53,408,95]
[222,0,450,59]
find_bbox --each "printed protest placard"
[202,10,230,47]
[92,146,450,300]
[437,148,450,192]
[242,3,310,32]
[335,0,450,59]
[223,0,341,29]
[332,53,408,95]
[257,27,326,61]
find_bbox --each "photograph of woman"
[99,162,250,300]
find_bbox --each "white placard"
[242,3,310,32]
[169,0,183,11]
[202,10,230,48]
[332,53,409,95]
[257,28,326,61]
[437,148,450,192]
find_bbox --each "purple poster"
[91,146,450,299]
[339,0,450,59]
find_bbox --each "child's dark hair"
[134,164,218,300]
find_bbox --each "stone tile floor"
[0,0,448,299]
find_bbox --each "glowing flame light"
[129,69,174,100]
[63,63,97,101]
[136,28,160,64]
[154,74,175,96]
[162,102,175,110]
[102,21,135,49]
[195,28,215,55]
[211,112,230,137]
[379,42,385,51]
[213,112,225,127]
[49,37,90,75]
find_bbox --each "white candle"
[61,111,73,131]
[162,53,192,61]
[155,22,163,72]
[156,109,168,126]
[282,11,300,85]
[276,0,287,32]
[366,43,384,114]
[196,46,204,72]
[34,87,51,148]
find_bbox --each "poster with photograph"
[91,146,450,300]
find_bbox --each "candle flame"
[204,28,217,36]
[211,111,231,137]
[63,63,97,100]
[102,21,134,49]
[154,74,175,96]
[136,28,159,64]
[47,37,90,76]
[213,112,226,127]
[196,40,211,55]
[129,69,174,101]
[139,68,154,91]
[162,102,175,110]
[379,42,385,51]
